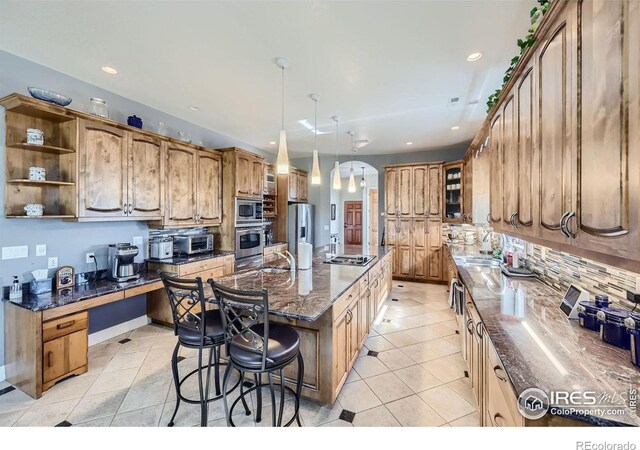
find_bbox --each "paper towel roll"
[298,242,313,270]
[298,268,313,295]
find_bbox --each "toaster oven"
[173,234,214,255]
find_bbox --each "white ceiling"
[0,0,534,157]
[332,161,379,178]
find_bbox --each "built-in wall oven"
[235,198,263,225]
[235,226,264,260]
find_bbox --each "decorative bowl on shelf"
[27,87,72,106]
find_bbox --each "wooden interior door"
[197,150,222,225]
[78,120,127,218]
[344,201,363,245]
[128,134,163,219]
[166,143,197,225]
[369,188,379,246]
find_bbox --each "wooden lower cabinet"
[42,330,87,388]
[263,243,288,265]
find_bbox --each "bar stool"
[209,279,304,427]
[159,272,248,427]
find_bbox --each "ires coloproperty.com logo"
[517,388,638,421]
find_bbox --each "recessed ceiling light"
[189,106,199,111]
[451,126,460,130]
[269,141,276,145]
[467,52,483,62]
[101,66,118,75]
[406,142,413,146]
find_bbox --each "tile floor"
[0,280,480,427]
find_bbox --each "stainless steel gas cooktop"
[324,255,374,266]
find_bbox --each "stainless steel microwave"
[235,198,263,225]
[173,234,214,255]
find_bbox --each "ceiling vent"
[448,96,462,107]
[354,139,370,149]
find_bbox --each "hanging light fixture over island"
[275,57,290,174]
[310,93,321,185]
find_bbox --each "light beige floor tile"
[37,375,98,406]
[446,378,475,405]
[132,359,173,386]
[336,380,382,413]
[254,399,299,427]
[352,405,401,427]
[423,337,460,357]
[299,398,342,427]
[88,342,120,359]
[116,336,156,355]
[84,368,139,396]
[382,308,413,319]
[377,348,415,370]
[407,324,455,342]
[345,368,361,383]
[0,409,25,427]
[385,395,445,427]
[72,416,114,427]
[160,401,201,427]
[421,358,466,383]
[393,365,443,393]
[129,325,163,340]
[365,335,396,352]
[384,330,420,347]
[0,388,36,414]
[68,389,127,424]
[151,333,178,349]
[85,355,112,376]
[103,331,132,344]
[111,404,163,427]
[449,411,481,427]
[408,314,442,326]
[208,412,256,427]
[419,385,476,422]
[440,352,466,370]
[320,419,352,427]
[118,379,171,413]
[353,355,390,379]
[13,398,80,427]
[102,350,148,373]
[363,372,413,403]
[400,342,440,363]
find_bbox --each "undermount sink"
[260,267,291,273]
[455,256,501,267]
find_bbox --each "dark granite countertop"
[447,244,640,427]
[2,271,162,313]
[146,249,234,265]
[209,245,392,322]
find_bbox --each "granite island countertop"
[447,244,640,426]
[145,249,234,265]
[209,245,392,322]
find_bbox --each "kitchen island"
[211,245,394,404]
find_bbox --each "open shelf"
[6,215,76,219]
[7,179,75,186]
[8,142,76,154]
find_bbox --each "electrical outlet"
[132,236,143,246]
[35,244,47,256]
[324,225,329,231]
[48,257,58,269]
[86,252,95,264]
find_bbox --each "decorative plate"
[27,87,72,106]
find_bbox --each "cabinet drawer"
[486,337,522,423]
[178,256,226,276]
[359,273,369,292]
[332,284,360,322]
[43,329,88,384]
[43,311,88,342]
[485,366,519,427]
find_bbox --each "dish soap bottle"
[9,276,22,301]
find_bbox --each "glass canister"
[90,98,109,119]
[596,307,632,350]
[625,312,640,367]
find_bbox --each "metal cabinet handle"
[487,213,491,224]
[466,318,474,334]
[493,365,507,383]
[559,211,571,237]
[128,203,133,215]
[510,211,518,228]
[565,211,576,239]
[493,413,506,427]
[346,310,353,324]
[123,205,128,215]
[56,320,75,330]
[476,321,483,338]
[47,351,54,368]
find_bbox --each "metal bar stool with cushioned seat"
[209,279,304,427]
[159,272,248,427]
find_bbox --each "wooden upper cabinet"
[166,143,197,225]
[412,166,428,216]
[443,161,464,223]
[516,64,535,231]
[251,159,264,197]
[78,120,127,218]
[502,94,518,228]
[398,167,412,215]
[385,167,398,216]
[297,171,308,202]
[236,153,252,196]
[574,0,639,258]
[489,113,503,227]
[197,151,222,225]
[536,5,576,244]
[128,133,164,219]
[428,165,441,216]
[288,171,298,200]
[463,154,473,222]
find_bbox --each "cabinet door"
[536,6,576,244]
[78,121,127,218]
[398,167,412,216]
[166,144,197,225]
[427,218,442,281]
[385,167,398,216]
[333,309,349,391]
[251,159,264,197]
[288,171,298,200]
[348,299,360,368]
[397,218,412,277]
[502,94,518,229]
[384,219,397,247]
[412,218,428,279]
[428,165,442,216]
[358,290,369,347]
[412,166,428,216]
[516,64,536,232]
[575,0,640,259]
[128,134,164,219]
[489,113,503,227]
[197,151,222,225]
[297,171,308,202]
[236,153,251,196]
[42,330,87,384]
[463,156,473,222]
[368,279,379,325]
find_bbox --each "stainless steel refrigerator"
[287,203,314,255]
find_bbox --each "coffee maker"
[108,243,140,282]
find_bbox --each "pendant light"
[332,116,341,190]
[275,57,290,174]
[347,131,356,193]
[310,94,321,185]
[360,166,367,189]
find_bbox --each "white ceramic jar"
[26,128,44,145]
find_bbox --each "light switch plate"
[35,244,47,256]
[324,225,329,231]
[86,252,95,264]
[48,257,58,269]
[2,245,28,260]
